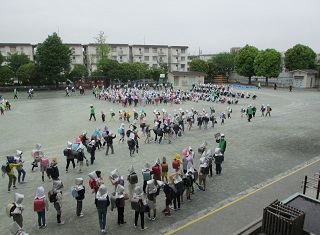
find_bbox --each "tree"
[6,52,31,83]
[107,62,148,83]
[210,52,236,82]
[189,58,209,73]
[284,44,317,71]
[97,59,120,76]
[69,64,88,78]
[94,31,111,66]
[0,53,4,65]
[254,49,282,86]
[16,63,36,85]
[36,32,72,86]
[0,66,14,85]
[147,66,166,81]
[234,45,259,84]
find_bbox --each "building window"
[181,57,185,61]
[144,48,149,53]
[112,47,116,52]
[181,64,185,69]
[10,47,16,53]
[152,48,157,53]
[181,49,185,54]
[144,56,149,61]
[72,56,76,63]
[20,47,24,52]
[153,56,157,62]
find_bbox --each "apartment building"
[66,43,84,69]
[110,44,130,63]
[130,44,168,67]
[0,43,35,65]
[168,46,188,72]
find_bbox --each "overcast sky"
[1,0,319,55]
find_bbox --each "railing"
[302,173,320,200]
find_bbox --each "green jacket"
[90,106,95,114]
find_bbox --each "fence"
[301,173,320,200]
[261,200,305,235]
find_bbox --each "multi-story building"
[66,43,84,69]
[0,43,35,66]
[168,46,188,72]
[130,44,168,67]
[230,47,242,53]
[110,44,130,63]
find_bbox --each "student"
[127,165,138,200]
[133,186,147,230]
[142,163,152,194]
[34,186,49,229]
[162,183,174,217]
[96,184,110,234]
[50,157,60,181]
[115,185,127,225]
[161,157,169,183]
[7,157,21,192]
[52,180,65,225]
[15,150,26,184]
[64,142,76,173]
[74,178,85,217]
[10,193,25,228]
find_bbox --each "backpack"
[5,164,11,173]
[217,154,224,162]
[175,181,185,195]
[70,186,79,198]
[97,197,110,209]
[40,157,49,167]
[48,190,57,203]
[117,128,124,134]
[87,144,93,154]
[6,203,16,217]
[50,166,59,179]
[172,160,180,169]
[126,130,132,138]
[142,170,151,181]
[129,172,138,184]
[161,163,168,173]
[131,198,140,210]
[89,178,97,190]
[33,198,45,211]
[152,165,160,175]
[200,166,209,175]
[119,176,125,186]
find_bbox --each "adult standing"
[105,132,116,155]
[13,88,18,99]
[89,104,96,121]
[246,105,253,122]
[215,133,227,154]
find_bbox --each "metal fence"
[261,200,305,235]
[302,173,320,200]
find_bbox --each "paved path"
[0,87,320,235]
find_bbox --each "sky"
[1,0,319,55]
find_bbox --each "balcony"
[158,51,166,56]
[118,50,127,56]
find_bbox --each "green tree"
[69,64,88,78]
[210,52,236,82]
[36,32,72,86]
[189,58,209,73]
[0,66,14,85]
[254,49,282,86]
[97,59,120,76]
[94,31,111,67]
[6,52,31,83]
[108,62,148,83]
[284,44,317,70]
[0,53,4,65]
[16,63,36,85]
[234,45,259,84]
[147,66,166,81]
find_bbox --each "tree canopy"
[16,63,36,85]
[189,58,209,73]
[36,32,72,85]
[284,44,317,71]
[254,48,282,85]
[69,64,88,78]
[0,66,14,85]
[209,52,236,82]
[234,45,259,84]
[0,53,4,65]
[6,52,31,83]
